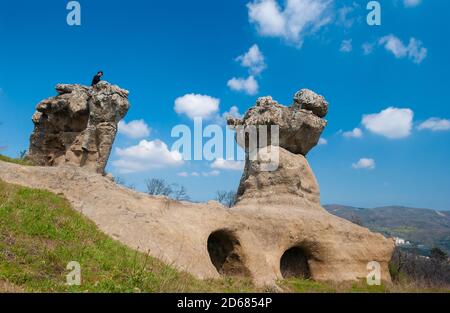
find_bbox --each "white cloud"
[222,106,243,120]
[379,34,427,64]
[174,94,220,120]
[418,118,450,132]
[343,128,363,138]
[113,139,183,173]
[318,138,328,145]
[236,44,267,75]
[336,4,358,28]
[247,0,333,47]
[403,0,421,8]
[178,170,221,177]
[340,39,352,53]
[362,42,375,55]
[362,107,414,139]
[211,158,245,171]
[202,170,221,177]
[352,158,376,170]
[227,76,259,95]
[118,120,151,139]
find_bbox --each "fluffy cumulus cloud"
[352,158,376,170]
[113,140,183,173]
[418,118,450,132]
[222,106,243,120]
[174,94,220,120]
[211,158,245,171]
[318,137,328,145]
[228,45,265,95]
[340,39,352,53]
[343,127,363,138]
[247,0,333,47]
[362,107,414,139]
[118,120,151,139]
[403,0,421,8]
[379,34,427,64]
[227,76,259,95]
[236,44,267,75]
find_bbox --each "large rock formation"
[228,89,328,204]
[27,82,130,174]
[0,87,395,287]
[221,90,393,284]
[228,91,327,156]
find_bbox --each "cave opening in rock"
[280,246,311,279]
[207,230,250,277]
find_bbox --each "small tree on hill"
[146,178,173,196]
[215,190,237,208]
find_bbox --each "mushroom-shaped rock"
[227,95,327,156]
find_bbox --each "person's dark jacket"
[91,75,101,86]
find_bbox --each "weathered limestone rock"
[0,87,394,288]
[293,88,329,118]
[27,81,129,174]
[236,146,321,207]
[228,95,326,155]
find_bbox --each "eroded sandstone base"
[0,161,394,286]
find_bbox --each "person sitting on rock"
[91,71,103,86]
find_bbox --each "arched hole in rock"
[207,230,250,277]
[280,246,311,279]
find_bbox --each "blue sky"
[0,0,449,210]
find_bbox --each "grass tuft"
[0,154,31,166]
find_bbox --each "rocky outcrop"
[228,90,327,205]
[27,82,129,174]
[293,89,328,118]
[0,87,394,287]
[227,95,326,156]
[226,90,394,284]
[236,146,321,207]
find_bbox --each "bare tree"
[172,184,190,201]
[114,176,136,190]
[390,246,450,287]
[18,150,27,160]
[215,190,237,208]
[114,176,126,185]
[146,178,173,196]
[145,178,190,201]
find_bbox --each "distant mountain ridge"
[324,204,450,255]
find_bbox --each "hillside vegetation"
[325,204,450,255]
[0,154,31,166]
[0,179,255,292]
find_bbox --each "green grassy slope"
[0,179,255,292]
[0,154,31,166]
